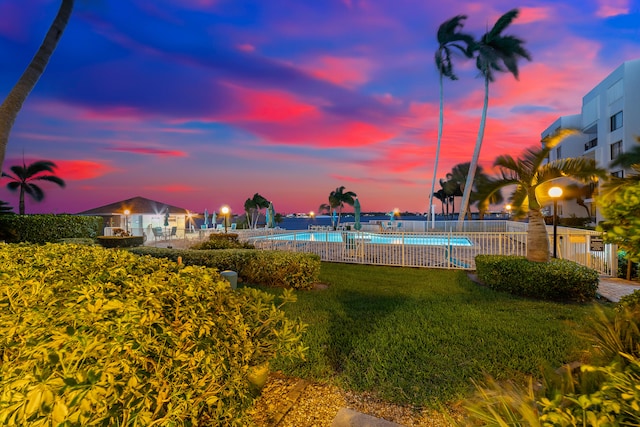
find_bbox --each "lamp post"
[123,209,130,234]
[505,204,512,219]
[221,205,230,233]
[548,186,563,258]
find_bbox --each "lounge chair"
[169,226,177,239]
[230,223,237,231]
[216,223,224,231]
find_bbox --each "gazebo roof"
[76,196,191,216]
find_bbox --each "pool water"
[251,231,473,246]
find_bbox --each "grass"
[247,262,605,407]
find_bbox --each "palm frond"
[24,184,45,201]
[34,175,66,187]
[487,9,519,39]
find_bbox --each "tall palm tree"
[429,15,474,222]
[2,160,66,214]
[319,186,357,227]
[0,0,75,170]
[244,193,269,229]
[477,130,607,262]
[457,9,532,228]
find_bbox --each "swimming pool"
[250,231,473,246]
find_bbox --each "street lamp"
[123,209,130,234]
[548,186,563,258]
[221,205,230,233]
[505,204,512,219]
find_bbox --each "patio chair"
[169,226,177,239]
[216,223,224,231]
[152,227,164,241]
[230,223,237,231]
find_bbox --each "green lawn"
[248,263,604,406]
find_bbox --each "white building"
[541,58,640,223]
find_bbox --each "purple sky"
[1,0,639,216]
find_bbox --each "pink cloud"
[105,146,188,157]
[304,56,373,87]
[595,0,629,17]
[0,159,116,181]
[143,184,196,193]
[236,43,256,52]
[219,83,320,123]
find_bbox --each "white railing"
[241,223,617,275]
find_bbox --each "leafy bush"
[96,235,144,248]
[129,247,321,290]
[475,255,599,302]
[0,214,102,243]
[191,233,254,250]
[0,243,306,426]
[618,290,640,312]
[617,251,639,280]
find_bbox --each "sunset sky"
[1,0,639,216]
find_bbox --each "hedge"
[475,255,599,302]
[0,243,306,426]
[0,214,102,243]
[129,247,321,290]
[96,236,144,248]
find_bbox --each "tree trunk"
[527,208,550,262]
[457,75,489,230]
[429,73,445,221]
[0,0,74,171]
[19,187,25,215]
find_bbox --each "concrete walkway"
[597,276,640,302]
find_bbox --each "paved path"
[597,276,640,302]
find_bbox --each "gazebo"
[77,196,193,238]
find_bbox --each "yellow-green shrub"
[0,243,306,426]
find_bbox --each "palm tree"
[432,189,447,217]
[319,186,357,227]
[243,193,269,229]
[2,160,66,214]
[457,9,532,228]
[476,130,607,262]
[0,0,75,170]
[472,170,504,219]
[429,15,474,222]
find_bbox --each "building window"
[611,170,624,178]
[610,111,623,131]
[611,140,623,161]
[556,146,562,160]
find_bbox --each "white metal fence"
[240,221,617,275]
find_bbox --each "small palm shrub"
[0,243,306,426]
